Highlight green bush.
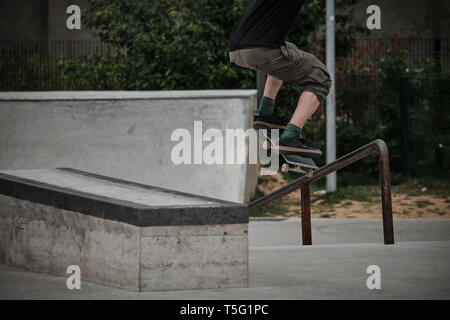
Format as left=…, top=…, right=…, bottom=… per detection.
left=81, top=0, right=256, bottom=90
left=333, top=35, right=450, bottom=179
left=78, top=0, right=360, bottom=92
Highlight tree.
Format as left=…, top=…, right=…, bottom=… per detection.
left=82, top=0, right=362, bottom=91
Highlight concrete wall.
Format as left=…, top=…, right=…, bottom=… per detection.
left=0, top=194, right=141, bottom=291
left=0, top=90, right=258, bottom=203
left=139, top=224, right=248, bottom=291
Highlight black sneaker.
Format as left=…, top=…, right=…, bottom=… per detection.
left=278, top=136, right=322, bottom=158
left=253, top=112, right=286, bottom=130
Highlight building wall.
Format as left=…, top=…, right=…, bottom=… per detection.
left=47, top=0, right=95, bottom=41
left=0, top=0, right=95, bottom=41
left=0, top=0, right=48, bottom=41
left=1, top=1, right=448, bottom=41
left=352, top=0, right=449, bottom=37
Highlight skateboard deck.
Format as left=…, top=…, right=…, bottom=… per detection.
left=261, top=131, right=318, bottom=177
left=281, top=154, right=318, bottom=176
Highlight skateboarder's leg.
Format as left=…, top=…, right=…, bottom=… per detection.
left=290, top=91, right=321, bottom=128
left=263, top=75, right=283, bottom=100
left=229, top=48, right=286, bottom=128
left=257, top=75, right=283, bottom=116
left=253, top=74, right=286, bottom=129
left=229, top=43, right=329, bottom=157
left=279, top=91, right=320, bottom=144
left=285, top=91, right=321, bottom=131
left=256, top=42, right=329, bottom=157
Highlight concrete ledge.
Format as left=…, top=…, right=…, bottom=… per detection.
left=0, top=90, right=257, bottom=101
left=0, top=168, right=248, bottom=226
left=0, top=168, right=249, bottom=291
left=0, top=90, right=258, bottom=203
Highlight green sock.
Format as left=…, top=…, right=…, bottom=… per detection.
left=280, top=123, right=301, bottom=141
left=258, top=96, right=275, bottom=115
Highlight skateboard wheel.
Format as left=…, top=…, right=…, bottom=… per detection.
left=281, top=163, right=289, bottom=173
left=262, top=140, right=269, bottom=150
left=306, top=169, right=313, bottom=178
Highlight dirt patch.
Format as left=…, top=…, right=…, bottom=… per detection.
left=258, top=173, right=300, bottom=202
left=311, top=194, right=450, bottom=219
left=256, top=173, right=450, bottom=219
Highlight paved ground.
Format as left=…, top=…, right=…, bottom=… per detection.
left=1, top=218, right=449, bottom=299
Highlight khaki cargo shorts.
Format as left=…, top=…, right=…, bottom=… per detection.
left=229, top=41, right=331, bottom=104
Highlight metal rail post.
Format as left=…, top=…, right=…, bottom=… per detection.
left=256, top=71, right=266, bottom=106
left=378, top=141, right=394, bottom=244
left=249, top=139, right=395, bottom=245
left=301, top=183, right=312, bottom=245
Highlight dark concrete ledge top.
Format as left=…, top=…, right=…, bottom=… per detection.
left=0, top=90, right=257, bottom=101
left=0, top=168, right=248, bottom=227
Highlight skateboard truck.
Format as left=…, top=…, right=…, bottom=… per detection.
left=281, top=163, right=314, bottom=177
left=261, top=131, right=318, bottom=177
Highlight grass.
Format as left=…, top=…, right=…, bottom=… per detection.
left=414, top=200, right=434, bottom=208
left=250, top=186, right=289, bottom=217
left=250, top=173, right=450, bottom=218
left=312, top=184, right=379, bottom=205
left=250, top=200, right=288, bottom=217
left=393, top=178, right=450, bottom=198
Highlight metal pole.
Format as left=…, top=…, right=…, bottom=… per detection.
left=256, top=71, right=266, bottom=107
left=377, top=141, right=394, bottom=245
left=301, top=183, right=312, bottom=245
left=326, top=0, right=337, bottom=192
left=400, top=76, right=409, bottom=180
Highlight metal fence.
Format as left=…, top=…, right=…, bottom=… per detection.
left=333, top=39, right=450, bottom=178
left=338, top=38, right=449, bottom=73
left=0, top=40, right=109, bottom=59
left=1, top=38, right=448, bottom=91
left=0, top=41, right=111, bottom=91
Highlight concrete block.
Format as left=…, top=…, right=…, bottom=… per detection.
left=0, top=168, right=248, bottom=291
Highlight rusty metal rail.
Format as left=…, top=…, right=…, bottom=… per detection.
left=249, top=139, right=394, bottom=245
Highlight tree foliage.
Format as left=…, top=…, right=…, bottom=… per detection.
left=79, top=0, right=361, bottom=90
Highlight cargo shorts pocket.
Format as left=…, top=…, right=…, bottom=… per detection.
left=308, top=64, right=331, bottom=86
left=280, top=42, right=313, bottom=78
left=246, top=48, right=282, bottom=69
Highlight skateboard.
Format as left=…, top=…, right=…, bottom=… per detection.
left=261, top=131, right=318, bottom=177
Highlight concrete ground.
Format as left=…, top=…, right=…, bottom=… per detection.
left=1, top=218, right=449, bottom=300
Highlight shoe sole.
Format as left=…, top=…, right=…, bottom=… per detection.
left=276, top=146, right=322, bottom=158
left=253, top=121, right=286, bottom=130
